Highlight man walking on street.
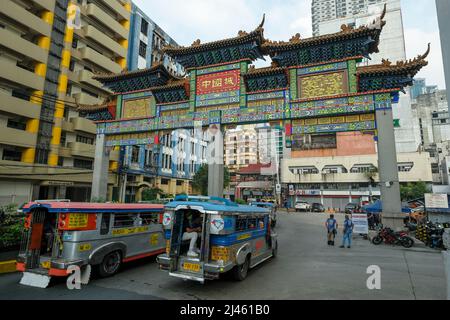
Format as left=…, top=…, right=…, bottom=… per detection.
left=340, top=215, right=354, bottom=249
left=325, top=214, right=338, bottom=246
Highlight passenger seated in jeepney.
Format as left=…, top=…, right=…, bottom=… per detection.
left=182, top=211, right=202, bottom=257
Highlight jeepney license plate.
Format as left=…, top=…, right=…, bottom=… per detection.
left=183, top=262, right=200, bottom=272
left=41, top=261, right=51, bottom=269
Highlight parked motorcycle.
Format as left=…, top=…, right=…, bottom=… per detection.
left=372, top=227, right=414, bottom=248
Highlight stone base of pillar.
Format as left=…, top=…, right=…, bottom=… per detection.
left=381, top=212, right=405, bottom=230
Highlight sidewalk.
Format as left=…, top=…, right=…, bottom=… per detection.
left=0, top=250, right=18, bottom=274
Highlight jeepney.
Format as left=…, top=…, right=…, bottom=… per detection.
left=250, top=202, right=277, bottom=227
left=16, top=201, right=165, bottom=287
left=157, top=195, right=278, bottom=283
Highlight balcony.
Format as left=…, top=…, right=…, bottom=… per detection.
left=77, top=69, right=111, bottom=93
left=71, top=117, right=96, bottom=134
left=0, top=60, right=45, bottom=91
left=98, top=0, right=131, bottom=21
left=72, top=92, right=101, bottom=105
left=82, top=25, right=127, bottom=58
left=85, top=3, right=128, bottom=39
left=0, top=94, right=41, bottom=119
left=1, top=0, right=52, bottom=37
left=61, top=120, right=74, bottom=132
left=30, top=0, right=56, bottom=12
left=0, top=127, right=37, bottom=148
left=0, top=28, right=48, bottom=64
left=78, top=47, right=122, bottom=74
left=67, top=142, right=95, bottom=158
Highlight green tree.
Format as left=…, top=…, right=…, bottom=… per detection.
left=142, top=187, right=165, bottom=201
left=192, top=164, right=230, bottom=196
left=400, top=181, right=429, bottom=201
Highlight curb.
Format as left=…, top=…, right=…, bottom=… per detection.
left=0, top=260, right=17, bottom=274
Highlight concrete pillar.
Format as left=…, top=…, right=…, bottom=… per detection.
left=443, top=251, right=450, bottom=300
left=207, top=124, right=224, bottom=198
left=91, top=134, right=110, bottom=201
left=375, top=100, right=403, bottom=230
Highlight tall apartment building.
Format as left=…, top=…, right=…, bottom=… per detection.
left=313, top=0, right=421, bottom=153
left=224, top=126, right=258, bottom=173
left=127, top=3, right=184, bottom=76
left=412, top=90, right=450, bottom=183
left=411, top=78, right=438, bottom=101
left=311, top=0, right=386, bottom=36
left=436, top=0, right=450, bottom=115
left=255, top=123, right=284, bottom=164
left=0, top=0, right=131, bottom=205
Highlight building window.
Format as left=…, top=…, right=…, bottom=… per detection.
left=139, top=41, right=147, bottom=58
left=131, top=146, right=140, bottom=163
left=7, top=118, right=26, bottom=131
left=72, top=36, right=78, bottom=49
left=141, top=19, right=149, bottom=35
left=73, top=158, right=93, bottom=169
left=161, top=178, right=169, bottom=185
left=398, top=162, right=414, bottom=172
left=2, top=148, right=22, bottom=161
left=76, top=135, right=94, bottom=145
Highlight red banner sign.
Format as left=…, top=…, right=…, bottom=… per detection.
left=196, top=70, right=240, bottom=95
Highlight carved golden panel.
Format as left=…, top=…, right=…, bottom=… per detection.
left=122, top=98, right=151, bottom=119
left=299, top=71, right=347, bottom=99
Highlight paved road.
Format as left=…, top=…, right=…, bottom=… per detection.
left=0, top=212, right=446, bottom=300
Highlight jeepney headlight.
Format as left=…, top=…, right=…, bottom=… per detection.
left=59, top=221, right=66, bottom=228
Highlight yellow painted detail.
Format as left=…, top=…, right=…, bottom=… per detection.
left=116, top=57, right=127, bottom=69
left=21, top=148, right=36, bottom=163
left=211, top=246, right=230, bottom=262
left=50, top=127, right=62, bottom=145
left=34, top=63, right=47, bottom=77
left=41, top=261, right=51, bottom=269
left=41, top=11, right=54, bottom=25
left=58, top=74, right=68, bottom=93
left=182, top=262, right=200, bottom=272
left=109, top=161, right=118, bottom=171
left=119, top=39, right=128, bottom=48
left=121, top=19, right=130, bottom=30
left=26, top=118, right=39, bottom=133
left=346, top=115, right=360, bottom=122
left=47, top=153, right=58, bottom=166
left=150, top=233, right=159, bottom=245
left=31, top=91, right=43, bottom=105
left=69, top=213, right=89, bottom=228
left=236, top=233, right=251, bottom=241
left=64, top=27, right=74, bottom=44
left=61, top=50, right=71, bottom=68
left=0, top=260, right=17, bottom=274
left=112, top=226, right=149, bottom=236
left=123, top=2, right=132, bottom=12
left=38, top=36, right=51, bottom=50
left=79, top=243, right=92, bottom=252
left=54, top=102, right=65, bottom=118
left=165, top=240, right=170, bottom=254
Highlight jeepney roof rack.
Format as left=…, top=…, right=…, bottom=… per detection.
left=174, top=195, right=239, bottom=207
left=34, top=199, right=71, bottom=202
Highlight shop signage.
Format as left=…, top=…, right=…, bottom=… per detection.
left=352, top=213, right=369, bottom=234
left=425, top=193, right=449, bottom=209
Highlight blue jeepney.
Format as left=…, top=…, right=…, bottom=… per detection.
left=157, top=196, right=278, bottom=283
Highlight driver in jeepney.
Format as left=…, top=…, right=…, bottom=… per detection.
left=182, top=211, right=202, bottom=257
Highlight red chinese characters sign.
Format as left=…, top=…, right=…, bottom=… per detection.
left=196, top=70, right=240, bottom=95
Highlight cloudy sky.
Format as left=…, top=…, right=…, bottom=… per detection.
left=134, top=0, right=446, bottom=89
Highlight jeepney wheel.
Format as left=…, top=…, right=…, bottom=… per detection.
left=98, top=251, right=122, bottom=277
left=233, top=255, right=250, bottom=281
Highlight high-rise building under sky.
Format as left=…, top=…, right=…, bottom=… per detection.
left=311, top=0, right=386, bottom=36
left=313, top=0, right=421, bottom=153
